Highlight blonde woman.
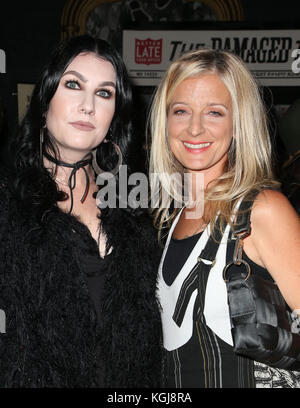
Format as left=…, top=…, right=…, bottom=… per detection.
left=148, top=48, right=300, bottom=388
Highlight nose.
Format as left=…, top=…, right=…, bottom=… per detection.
left=78, top=94, right=95, bottom=115
left=189, top=114, right=204, bottom=137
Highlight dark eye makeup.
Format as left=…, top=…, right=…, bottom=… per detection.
left=64, top=78, right=114, bottom=99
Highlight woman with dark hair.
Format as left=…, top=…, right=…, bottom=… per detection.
left=0, top=35, right=162, bottom=387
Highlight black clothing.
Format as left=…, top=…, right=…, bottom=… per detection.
left=162, top=231, right=273, bottom=388
left=163, top=233, right=202, bottom=286
left=73, top=229, right=109, bottom=387
left=0, top=167, right=162, bottom=388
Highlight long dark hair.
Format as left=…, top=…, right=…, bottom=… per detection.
left=10, top=35, right=133, bottom=220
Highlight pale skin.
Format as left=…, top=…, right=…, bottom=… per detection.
left=169, top=74, right=233, bottom=237
left=44, top=52, right=117, bottom=256
left=168, top=73, right=300, bottom=313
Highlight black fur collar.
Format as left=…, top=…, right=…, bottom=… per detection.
left=0, top=169, right=162, bottom=387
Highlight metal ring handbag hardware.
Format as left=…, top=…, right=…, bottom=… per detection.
left=197, top=257, right=216, bottom=268
left=222, top=259, right=251, bottom=283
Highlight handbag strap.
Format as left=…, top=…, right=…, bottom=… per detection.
left=232, top=193, right=257, bottom=237
left=230, top=191, right=260, bottom=265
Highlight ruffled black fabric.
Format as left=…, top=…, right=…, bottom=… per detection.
left=0, top=167, right=162, bottom=388
left=100, top=208, right=163, bottom=387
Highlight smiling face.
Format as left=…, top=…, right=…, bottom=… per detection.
left=167, top=73, right=233, bottom=183
left=46, top=52, right=116, bottom=162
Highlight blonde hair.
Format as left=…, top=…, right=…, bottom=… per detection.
left=148, top=48, right=279, bottom=238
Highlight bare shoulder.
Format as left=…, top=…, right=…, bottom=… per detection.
left=243, top=189, right=299, bottom=268
left=245, top=190, right=300, bottom=311
left=251, top=189, right=299, bottom=226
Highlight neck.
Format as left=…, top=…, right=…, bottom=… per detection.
left=187, top=157, right=228, bottom=200
left=43, top=152, right=94, bottom=186
left=55, top=165, right=94, bottom=187
left=43, top=150, right=94, bottom=214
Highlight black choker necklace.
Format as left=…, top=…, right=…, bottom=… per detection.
left=44, top=151, right=92, bottom=214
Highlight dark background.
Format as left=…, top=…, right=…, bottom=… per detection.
left=1, top=0, right=300, bottom=171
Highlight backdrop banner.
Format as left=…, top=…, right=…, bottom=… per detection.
left=122, top=29, right=300, bottom=86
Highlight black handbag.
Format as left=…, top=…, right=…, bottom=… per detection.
left=223, top=194, right=300, bottom=370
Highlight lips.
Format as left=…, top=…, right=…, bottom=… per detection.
left=183, top=141, right=212, bottom=153
left=70, top=121, right=95, bottom=131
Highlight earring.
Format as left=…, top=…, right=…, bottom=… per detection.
left=92, top=141, right=123, bottom=176
left=40, top=127, right=45, bottom=164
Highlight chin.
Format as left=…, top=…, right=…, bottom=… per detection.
left=182, top=162, right=206, bottom=172
left=185, top=168, right=205, bottom=173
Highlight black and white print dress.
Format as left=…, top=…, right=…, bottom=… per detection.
left=158, top=209, right=300, bottom=388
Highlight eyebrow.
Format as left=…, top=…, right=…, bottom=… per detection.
left=171, top=101, right=229, bottom=110
left=207, top=103, right=229, bottom=110
left=62, top=70, right=116, bottom=88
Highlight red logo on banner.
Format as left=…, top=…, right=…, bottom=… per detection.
left=135, top=38, right=162, bottom=65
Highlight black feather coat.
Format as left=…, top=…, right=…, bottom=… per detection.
left=0, top=170, right=163, bottom=387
